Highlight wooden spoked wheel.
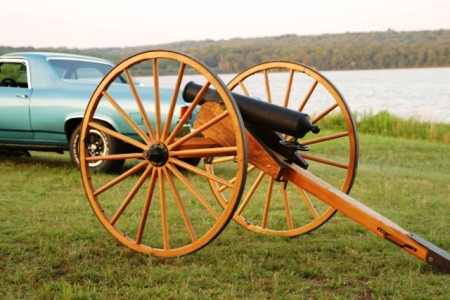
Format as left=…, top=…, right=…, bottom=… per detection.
left=79, top=50, right=247, bottom=257
left=205, top=61, right=358, bottom=236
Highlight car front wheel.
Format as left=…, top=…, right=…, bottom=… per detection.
left=69, top=122, right=125, bottom=173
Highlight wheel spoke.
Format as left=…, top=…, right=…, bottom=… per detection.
left=110, top=164, right=154, bottom=226
left=297, top=186, right=320, bottom=219
left=168, top=110, right=230, bottom=150
left=236, top=170, right=265, bottom=215
left=93, top=160, right=149, bottom=197
left=261, top=177, right=274, bottom=228
left=123, top=69, right=156, bottom=141
left=238, top=82, right=250, bottom=96
left=298, top=80, right=318, bottom=112
left=211, top=155, right=236, bottom=164
left=311, top=103, right=339, bottom=124
left=264, top=69, right=272, bottom=103
left=166, top=81, right=212, bottom=144
left=152, top=59, right=163, bottom=140
left=85, top=152, right=143, bottom=162
left=88, top=119, right=147, bottom=150
left=281, top=181, right=294, bottom=230
left=136, top=167, right=158, bottom=244
left=283, top=69, right=294, bottom=108
left=155, top=168, right=169, bottom=250
left=170, top=157, right=234, bottom=189
left=166, top=163, right=220, bottom=220
left=152, top=168, right=169, bottom=250
left=161, top=63, right=186, bottom=140
left=302, top=131, right=349, bottom=146
left=162, top=167, right=197, bottom=242
left=301, top=153, right=349, bottom=169
left=217, top=164, right=256, bottom=194
left=101, top=91, right=151, bottom=144
left=170, top=146, right=238, bottom=158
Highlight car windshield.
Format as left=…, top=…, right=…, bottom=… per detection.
left=49, top=59, right=127, bottom=84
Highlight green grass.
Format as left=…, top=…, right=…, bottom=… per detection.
left=320, top=110, right=450, bottom=143
left=1, top=124, right=450, bottom=299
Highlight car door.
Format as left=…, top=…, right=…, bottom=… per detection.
left=0, top=60, right=33, bottom=140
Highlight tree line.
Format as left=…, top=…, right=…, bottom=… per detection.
left=2, top=29, right=449, bottom=75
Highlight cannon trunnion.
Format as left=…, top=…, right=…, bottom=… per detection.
left=78, top=50, right=450, bottom=272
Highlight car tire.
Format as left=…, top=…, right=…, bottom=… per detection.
left=69, top=122, right=125, bottom=173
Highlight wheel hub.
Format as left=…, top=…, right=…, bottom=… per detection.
left=144, top=142, right=168, bottom=167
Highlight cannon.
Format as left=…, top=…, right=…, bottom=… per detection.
left=78, top=50, right=450, bottom=271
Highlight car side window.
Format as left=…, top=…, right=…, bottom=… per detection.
left=0, top=62, right=28, bottom=88
left=75, top=67, right=105, bottom=81
left=49, top=59, right=115, bottom=83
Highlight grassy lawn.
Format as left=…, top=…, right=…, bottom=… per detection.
left=1, top=132, right=449, bottom=299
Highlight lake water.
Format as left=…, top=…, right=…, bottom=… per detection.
left=138, top=67, right=450, bottom=124
left=320, top=67, right=450, bottom=124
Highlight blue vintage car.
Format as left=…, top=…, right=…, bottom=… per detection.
left=0, top=52, right=193, bottom=172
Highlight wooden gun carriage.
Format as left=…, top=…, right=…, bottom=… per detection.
left=79, top=50, right=450, bottom=271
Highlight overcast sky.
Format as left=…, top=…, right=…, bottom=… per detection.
left=3, top=0, right=450, bottom=49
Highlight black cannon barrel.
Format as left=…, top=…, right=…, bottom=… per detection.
left=182, top=81, right=319, bottom=138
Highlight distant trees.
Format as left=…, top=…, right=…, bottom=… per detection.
left=2, top=30, right=449, bottom=74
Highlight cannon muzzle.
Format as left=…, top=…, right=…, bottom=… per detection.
left=182, top=81, right=320, bottom=138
